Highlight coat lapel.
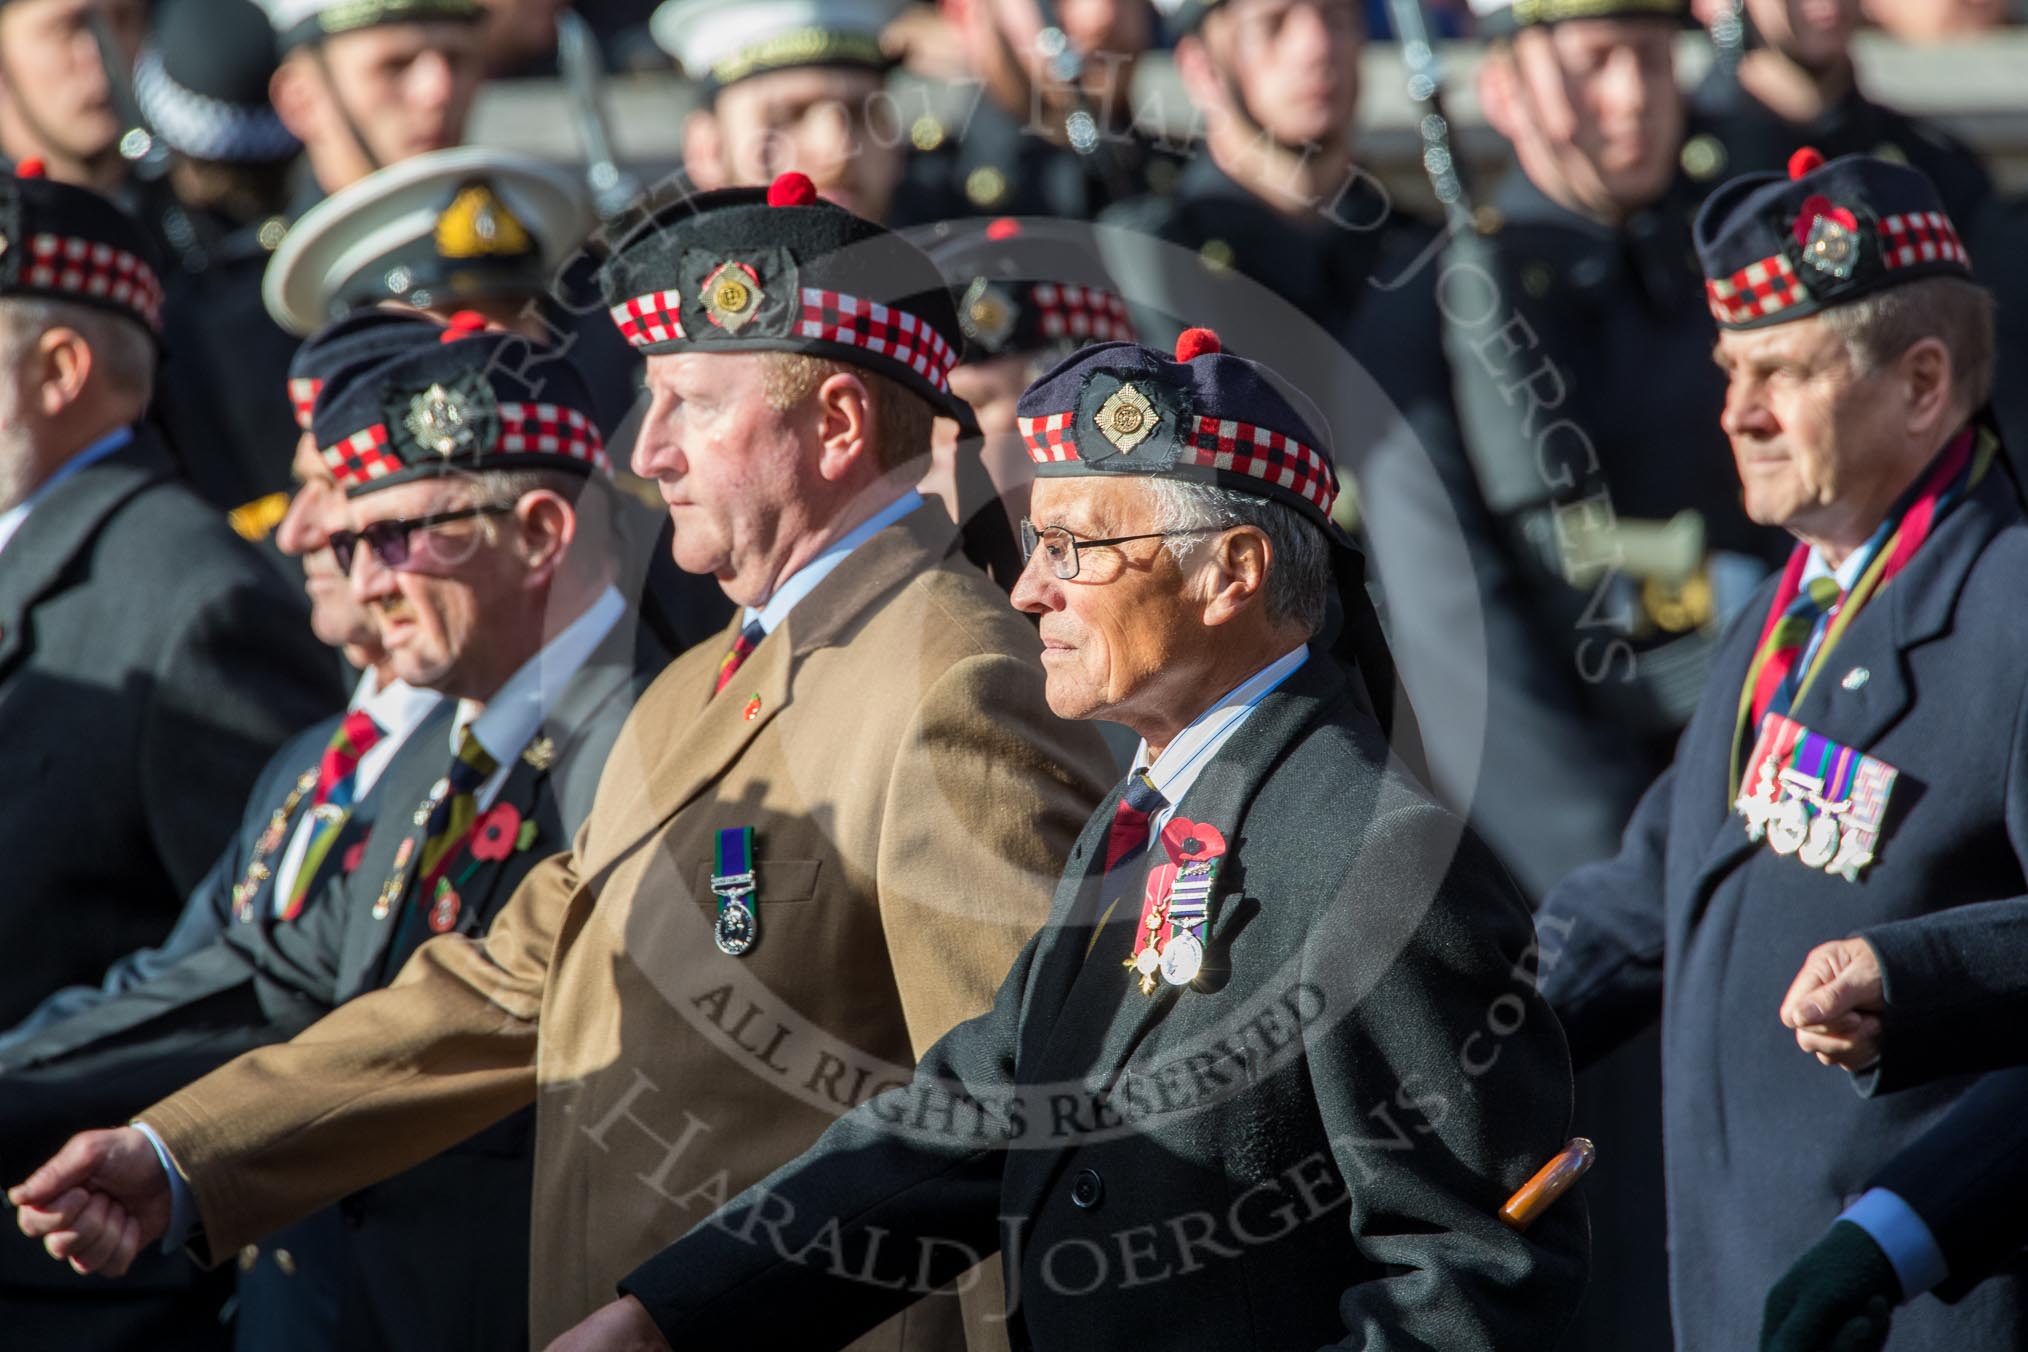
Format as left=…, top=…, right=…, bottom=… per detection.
left=1004, top=656, right=1353, bottom=1227
left=0, top=434, right=165, bottom=682
left=588, top=503, right=964, bottom=876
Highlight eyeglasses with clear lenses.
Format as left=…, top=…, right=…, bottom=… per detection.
left=1018, top=520, right=1220, bottom=581
left=330, top=503, right=516, bottom=574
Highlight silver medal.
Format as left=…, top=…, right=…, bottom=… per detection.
left=1159, top=931, right=1204, bottom=987
left=714, top=898, right=757, bottom=956
left=1768, top=798, right=1810, bottom=856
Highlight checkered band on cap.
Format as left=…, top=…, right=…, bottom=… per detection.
left=1018, top=408, right=1337, bottom=516
left=609, top=285, right=958, bottom=394
left=1017, top=410, right=1077, bottom=462
left=608, top=290, right=686, bottom=347
left=320, top=409, right=612, bottom=487
left=24, top=233, right=164, bottom=331
left=1705, top=253, right=1806, bottom=325
left=496, top=401, right=611, bottom=474
left=1032, top=284, right=1135, bottom=344
left=320, top=424, right=404, bottom=488
left=1879, top=211, right=1970, bottom=271
left=289, top=376, right=321, bottom=430
left=796, top=288, right=957, bottom=393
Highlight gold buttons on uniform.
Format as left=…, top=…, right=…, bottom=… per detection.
left=1680, top=133, right=1728, bottom=182
left=910, top=116, right=945, bottom=152
left=1521, top=262, right=1554, bottom=298
left=239, top=1245, right=259, bottom=1271
left=1198, top=238, right=1233, bottom=273
left=965, top=166, right=1008, bottom=208
left=257, top=215, right=288, bottom=251
left=274, top=1248, right=297, bottom=1277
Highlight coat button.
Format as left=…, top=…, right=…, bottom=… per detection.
left=274, top=1248, right=297, bottom=1277
left=1070, top=1168, right=1104, bottom=1210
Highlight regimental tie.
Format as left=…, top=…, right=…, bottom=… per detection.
left=231, top=709, right=385, bottom=923
left=713, top=617, right=767, bottom=696
left=1103, top=770, right=1168, bottom=875
left=279, top=709, right=385, bottom=920
left=374, top=725, right=499, bottom=931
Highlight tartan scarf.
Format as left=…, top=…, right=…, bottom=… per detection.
left=1730, top=424, right=1993, bottom=796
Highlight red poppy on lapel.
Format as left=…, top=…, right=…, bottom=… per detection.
left=1160, top=819, right=1226, bottom=864
left=429, top=883, right=462, bottom=933
left=470, top=803, right=522, bottom=861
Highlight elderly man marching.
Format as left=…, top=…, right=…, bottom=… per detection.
left=553, top=328, right=1590, bottom=1351
left=1536, top=149, right=2028, bottom=1350
left=8, top=172, right=1114, bottom=1352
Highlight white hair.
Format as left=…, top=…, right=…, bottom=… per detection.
left=1145, top=478, right=1331, bottom=634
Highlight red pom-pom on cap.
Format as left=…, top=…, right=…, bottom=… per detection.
left=767, top=172, right=818, bottom=208
left=1788, top=146, right=1826, bottom=181
left=440, top=310, right=489, bottom=343
left=14, top=157, right=45, bottom=179
left=1174, top=327, right=1221, bottom=361
left=985, top=217, right=1021, bottom=241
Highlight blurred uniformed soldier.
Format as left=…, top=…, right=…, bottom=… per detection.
left=918, top=212, right=1140, bottom=587
left=653, top=0, right=914, bottom=223
left=1690, top=0, right=1994, bottom=230
left=0, top=0, right=146, bottom=195
left=137, top=0, right=312, bottom=521
left=1539, top=147, right=2026, bottom=1352
left=1347, top=3, right=1778, bottom=1345
left=260, top=0, right=487, bottom=206
left=891, top=0, right=1180, bottom=225
left=1099, top=0, right=1432, bottom=346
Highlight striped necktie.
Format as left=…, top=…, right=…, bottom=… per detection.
left=714, top=617, right=767, bottom=695
left=1104, top=770, right=1168, bottom=875
left=415, top=725, right=500, bottom=896
left=279, top=709, right=385, bottom=919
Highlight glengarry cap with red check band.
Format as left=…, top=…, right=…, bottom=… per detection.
left=310, top=314, right=612, bottom=496
left=0, top=160, right=164, bottom=339
left=920, top=215, right=1137, bottom=363
left=1016, top=326, right=1340, bottom=528
left=601, top=170, right=979, bottom=434
left=1694, top=146, right=1974, bottom=331
left=287, top=309, right=443, bottom=430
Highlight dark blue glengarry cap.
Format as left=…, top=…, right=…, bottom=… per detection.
left=919, top=216, right=1136, bottom=363
left=287, top=309, right=443, bottom=429
left=603, top=171, right=976, bottom=431
left=312, top=315, right=613, bottom=495
left=0, top=162, right=164, bottom=337
left=1016, top=328, right=1340, bottom=527
left=136, top=0, right=299, bottom=164
left=1695, top=147, right=1974, bottom=331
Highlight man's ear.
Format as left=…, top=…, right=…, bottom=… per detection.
left=269, top=55, right=322, bottom=145
left=1172, top=35, right=1223, bottom=121
left=1897, top=336, right=1956, bottom=440
left=813, top=372, right=877, bottom=481
left=1201, top=525, right=1271, bottom=627
left=682, top=109, right=728, bottom=191
left=514, top=490, right=577, bottom=586
left=38, top=327, right=93, bottom=418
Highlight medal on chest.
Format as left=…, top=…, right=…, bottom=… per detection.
left=711, top=825, right=761, bottom=957
left=233, top=767, right=318, bottom=923
left=1125, top=818, right=1226, bottom=995
left=1735, top=713, right=1899, bottom=882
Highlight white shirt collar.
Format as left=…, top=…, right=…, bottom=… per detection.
left=1800, top=545, right=1870, bottom=594
left=0, top=425, right=133, bottom=560
left=1133, top=644, right=1309, bottom=828
left=358, top=671, right=443, bottom=743
left=744, top=491, right=923, bottom=635
left=451, top=585, right=626, bottom=769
